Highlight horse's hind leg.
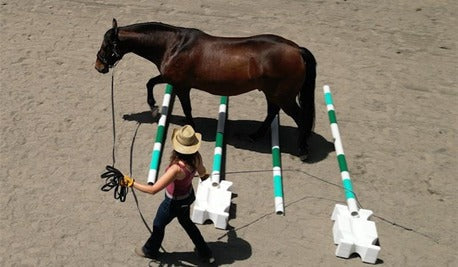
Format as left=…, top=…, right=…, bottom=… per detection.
left=146, top=75, right=164, bottom=118
left=249, top=100, right=280, bottom=141
left=175, top=87, right=195, bottom=128
left=280, top=100, right=309, bottom=161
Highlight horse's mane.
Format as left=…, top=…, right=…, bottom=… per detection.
left=122, top=22, right=182, bottom=33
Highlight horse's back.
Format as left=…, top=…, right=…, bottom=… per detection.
left=196, top=34, right=305, bottom=76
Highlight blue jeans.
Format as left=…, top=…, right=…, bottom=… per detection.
left=143, top=191, right=212, bottom=258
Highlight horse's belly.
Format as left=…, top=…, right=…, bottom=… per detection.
left=193, top=81, right=259, bottom=96
left=190, top=62, right=262, bottom=95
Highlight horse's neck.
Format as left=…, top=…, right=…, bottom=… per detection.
left=119, top=29, right=177, bottom=67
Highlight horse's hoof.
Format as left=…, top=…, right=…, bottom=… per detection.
left=151, top=105, right=160, bottom=119
left=299, top=148, right=309, bottom=162
left=299, top=154, right=308, bottom=162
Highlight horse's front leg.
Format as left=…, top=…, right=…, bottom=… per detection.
left=249, top=100, right=280, bottom=141
left=175, top=87, right=195, bottom=128
left=146, top=75, right=164, bottom=119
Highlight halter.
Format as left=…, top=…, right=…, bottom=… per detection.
left=97, top=41, right=121, bottom=68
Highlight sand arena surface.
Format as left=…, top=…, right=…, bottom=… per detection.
left=1, top=0, right=457, bottom=266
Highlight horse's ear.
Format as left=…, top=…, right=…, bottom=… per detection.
left=112, top=18, right=118, bottom=36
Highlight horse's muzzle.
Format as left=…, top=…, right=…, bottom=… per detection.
left=95, top=59, right=109, bottom=73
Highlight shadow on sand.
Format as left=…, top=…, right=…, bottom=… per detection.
left=122, top=111, right=334, bottom=163
left=146, top=229, right=251, bottom=266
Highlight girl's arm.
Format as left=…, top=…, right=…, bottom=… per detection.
left=132, top=164, right=181, bottom=194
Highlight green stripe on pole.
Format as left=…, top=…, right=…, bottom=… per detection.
left=337, top=154, right=348, bottom=172
left=343, top=179, right=355, bottom=199
left=155, top=126, right=165, bottom=142
left=220, top=96, right=228, bottom=105
left=165, top=84, right=173, bottom=94
left=272, top=147, right=281, bottom=167
left=213, top=154, right=222, bottom=172
left=150, top=150, right=161, bottom=169
left=328, top=110, right=337, bottom=124
left=324, top=92, right=333, bottom=105
left=215, top=132, right=224, bottom=148
left=273, top=175, right=283, bottom=197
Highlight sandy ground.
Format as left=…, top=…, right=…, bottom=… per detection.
left=1, top=0, right=457, bottom=266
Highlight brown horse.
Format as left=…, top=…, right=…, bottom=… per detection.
left=95, top=19, right=316, bottom=161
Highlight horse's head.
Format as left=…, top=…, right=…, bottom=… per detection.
left=95, top=19, right=123, bottom=73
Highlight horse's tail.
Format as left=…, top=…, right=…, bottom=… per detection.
left=299, top=46, right=317, bottom=137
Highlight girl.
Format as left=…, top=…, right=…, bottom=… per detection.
left=121, top=125, right=214, bottom=263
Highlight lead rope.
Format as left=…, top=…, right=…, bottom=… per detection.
left=101, top=70, right=167, bottom=252
left=129, top=123, right=152, bottom=233
left=129, top=123, right=167, bottom=253
left=101, top=71, right=128, bottom=202
left=111, top=71, right=116, bottom=166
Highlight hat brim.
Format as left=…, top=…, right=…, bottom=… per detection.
left=171, top=128, right=202, bottom=154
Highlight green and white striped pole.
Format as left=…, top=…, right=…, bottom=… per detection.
left=211, top=96, right=228, bottom=187
left=271, top=114, right=284, bottom=215
left=147, top=84, right=173, bottom=184
left=323, top=85, right=359, bottom=216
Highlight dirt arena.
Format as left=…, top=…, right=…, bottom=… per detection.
left=1, top=0, right=456, bottom=266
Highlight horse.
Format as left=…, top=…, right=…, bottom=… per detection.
left=95, top=19, right=316, bottom=161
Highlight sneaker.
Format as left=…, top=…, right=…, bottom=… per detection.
left=134, top=246, right=161, bottom=260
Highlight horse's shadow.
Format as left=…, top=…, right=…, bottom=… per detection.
left=122, top=111, right=334, bottom=163
left=147, top=229, right=251, bottom=266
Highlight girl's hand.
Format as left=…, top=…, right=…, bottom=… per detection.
left=200, top=173, right=210, bottom=181
left=120, top=175, right=135, bottom=187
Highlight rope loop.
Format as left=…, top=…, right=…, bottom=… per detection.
left=100, top=165, right=128, bottom=202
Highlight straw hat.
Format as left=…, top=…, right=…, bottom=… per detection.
left=171, top=125, right=202, bottom=154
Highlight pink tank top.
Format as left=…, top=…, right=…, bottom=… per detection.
left=165, top=163, right=195, bottom=197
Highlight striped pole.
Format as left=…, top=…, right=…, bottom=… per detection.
left=271, top=114, right=284, bottom=215
left=211, top=96, right=228, bottom=186
left=323, top=85, right=359, bottom=216
left=147, top=84, right=173, bottom=184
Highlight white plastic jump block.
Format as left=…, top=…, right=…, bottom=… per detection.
left=331, top=204, right=381, bottom=264
left=191, top=178, right=233, bottom=229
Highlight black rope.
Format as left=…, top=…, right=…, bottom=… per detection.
left=100, top=71, right=129, bottom=202
left=129, top=122, right=153, bottom=234
left=99, top=72, right=167, bottom=252
left=100, top=165, right=127, bottom=202
left=111, top=71, right=116, bottom=166
left=128, top=123, right=167, bottom=252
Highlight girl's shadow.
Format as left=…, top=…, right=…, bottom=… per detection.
left=149, top=228, right=251, bottom=266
